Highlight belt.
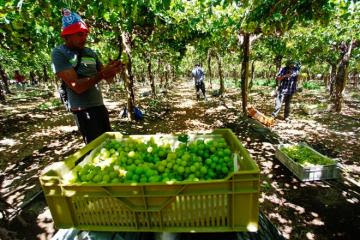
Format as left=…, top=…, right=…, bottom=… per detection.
left=71, top=107, right=87, bottom=113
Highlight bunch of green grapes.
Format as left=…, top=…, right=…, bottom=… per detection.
left=77, top=164, right=124, bottom=184
left=74, top=136, right=235, bottom=184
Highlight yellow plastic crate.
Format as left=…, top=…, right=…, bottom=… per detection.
left=40, top=129, right=260, bottom=232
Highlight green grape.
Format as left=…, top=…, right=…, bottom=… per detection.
left=131, top=174, right=140, bottom=182
left=180, top=160, right=187, bottom=167
left=224, top=148, right=231, bottom=156
left=103, top=174, right=110, bottom=183
left=111, top=178, right=120, bottom=184
left=109, top=171, right=118, bottom=179
left=221, top=166, right=228, bottom=174
left=200, top=166, right=207, bottom=175
left=93, top=174, right=102, bottom=183
left=205, top=158, right=212, bottom=166
left=140, top=176, right=148, bottom=183
left=135, top=167, right=144, bottom=175
left=177, top=166, right=185, bottom=174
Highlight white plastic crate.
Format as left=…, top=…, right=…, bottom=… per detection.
left=275, top=143, right=339, bottom=181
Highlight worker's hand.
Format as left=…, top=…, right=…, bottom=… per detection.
left=99, top=61, right=124, bottom=80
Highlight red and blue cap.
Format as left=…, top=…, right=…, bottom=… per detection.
left=61, top=9, right=89, bottom=37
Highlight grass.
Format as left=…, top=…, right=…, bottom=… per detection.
left=253, top=78, right=276, bottom=87
left=37, top=99, right=62, bottom=110
left=210, top=78, right=277, bottom=89
left=302, top=81, right=322, bottom=90
left=350, top=92, right=360, bottom=100
left=12, top=89, right=52, bottom=99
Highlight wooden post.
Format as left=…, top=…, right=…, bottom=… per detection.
left=241, top=33, right=250, bottom=114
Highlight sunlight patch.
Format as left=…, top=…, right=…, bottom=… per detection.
left=306, top=232, right=315, bottom=240
left=37, top=208, right=55, bottom=240
left=185, top=119, right=209, bottom=128
left=29, top=113, right=47, bottom=119
left=176, top=99, right=197, bottom=108
left=346, top=197, right=359, bottom=204
left=0, top=138, right=19, bottom=146
left=283, top=202, right=305, bottom=214
left=104, top=100, right=121, bottom=109
left=55, top=125, right=77, bottom=132
left=205, top=108, right=219, bottom=114
left=215, top=105, right=227, bottom=111
left=310, top=218, right=324, bottom=226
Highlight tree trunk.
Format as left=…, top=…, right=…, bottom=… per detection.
left=157, top=59, right=163, bottom=88
left=122, top=31, right=136, bottom=120
left=268, top=65, right=274, bottom=81
left=274, top=55, right=282, bottom=72
left=323, top=71, right=329, bottom=88
left=331, top=40, right=354, bottom=112
left=235, top=65, right=242, bottom=87
left=241, top=33, right=250, bottom=114
left=249, top=60, right=255, bottom=91
left=214, top=52, right=224, bottom=96
left=164, top=63, right=170, bottom=88
left=232, top=66, right=237, bottom=85
left=43, top=65, right=48, bottom=83
left=0, top=65, right=11, bottom=94
left=145, top=55, right=156, bottom=97
left=349, top=71, right=357, bottom=88
left=0, top=80, right=5, bottom=101
left=354, top=71, right=359, bottom=89
left=207, top=49, right=212, bottom=89
left=30, top=71, right=36, bottom=85
left=306, top=69, right=311, bottom=81
left=171, top=65, right=176, bottom=82
left=329, top=63, right=337, bottom=95
left=274, top=55, right=282, bottom=88
left=141, top=68, right=146, bottom=84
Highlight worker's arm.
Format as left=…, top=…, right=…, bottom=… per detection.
left=276, top=74, right=290, bottom=81
left=275, top=67, right=292, bottom=81
left=57, top=69, right=102, bottom=94
left=56, top=61, right=122, bottom=94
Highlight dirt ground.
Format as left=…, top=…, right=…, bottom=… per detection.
left=0, top=80, right=359, bottom=240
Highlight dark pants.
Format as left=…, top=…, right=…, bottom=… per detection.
left=73, top=105, right=111, bottom=144
left=195, top=81, right=206, bottom=99
left=272, top=93, right=293, bottom=119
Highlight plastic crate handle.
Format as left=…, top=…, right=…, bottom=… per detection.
left=100, top=185, right=188, bottom=212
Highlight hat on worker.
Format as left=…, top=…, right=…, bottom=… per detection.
left=61, top=9, right=89, bottom=37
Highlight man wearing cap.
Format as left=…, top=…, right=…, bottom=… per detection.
left=191, top=63, right=207, bottom=101
left=271, top=61, right=301, bottom=122
left=51, top=9, right=123, bottom=144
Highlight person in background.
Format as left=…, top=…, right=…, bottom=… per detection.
left=51, top=9, right=123, bottom=144
left=191, top=63, right=207, bottom=101
left=14, top=70, right=25, bottom=90
left=271, top=61, right=300, bottom=122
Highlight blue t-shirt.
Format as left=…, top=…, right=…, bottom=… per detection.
left=192, top=67, right=205, bottom=85
left=277, top=66, right=300, bottom=95
left=51, top=45, right=104, bottom=110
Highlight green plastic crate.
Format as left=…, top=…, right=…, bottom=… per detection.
left=40, top=129, right=260, bottom=233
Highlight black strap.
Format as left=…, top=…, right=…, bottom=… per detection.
left=74, top=50, right=83, bottom=73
